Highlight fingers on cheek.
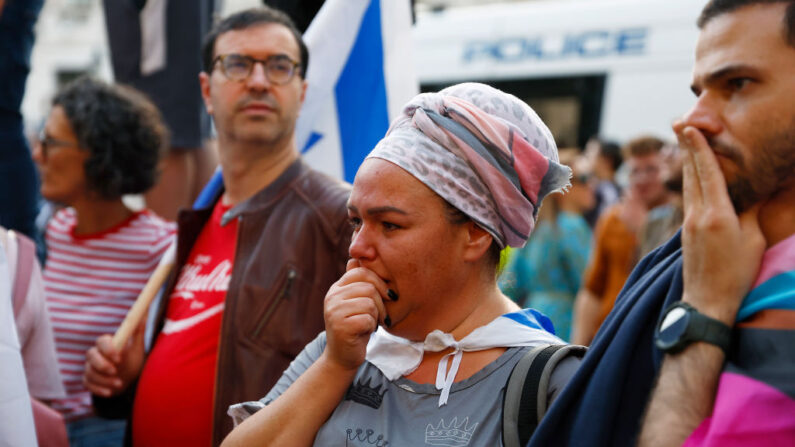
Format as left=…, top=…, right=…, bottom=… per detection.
left=326, top=295, right=378, bottom=328
left=345, top=313, right=378, bottom=335
left=325, top=282, right=359, bottom=308
left=360, top=282, right=380, bottom=300
left=341, top=296, right=379, bottom=319
left=363, top=298, right=379, bottom=321
left=338, top=268, right=385, bottom=292
left=337, top=282, right=380, bottom=302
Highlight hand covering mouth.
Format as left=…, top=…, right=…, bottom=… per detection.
left=706, top=139, right=742, bottom=164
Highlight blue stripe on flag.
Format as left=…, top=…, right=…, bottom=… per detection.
left=193, top=169, right=224, bottom=208
left=335, top=0, right=389, bottom=183
left=503, top=309, right=557, bottom=335
left=737, top=270, right=795, bottom=321
left=301, top=131, right=324, bottom=154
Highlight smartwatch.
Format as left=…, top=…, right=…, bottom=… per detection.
left=655, top=301, right=732, bottom=355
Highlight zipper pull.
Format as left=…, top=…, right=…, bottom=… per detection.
left=252, top=268, right=298, bottom=337
left=282, top=269, right=296, bottom=300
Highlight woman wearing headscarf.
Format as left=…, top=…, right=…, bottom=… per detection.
left=222, top=83, right=577, bottom=446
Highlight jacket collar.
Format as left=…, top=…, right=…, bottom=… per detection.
left=220, top=158, right=308, bottom=226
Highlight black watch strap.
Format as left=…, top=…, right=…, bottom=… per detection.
left=688, top=310, right=732, bottom=355
left=656, top=301, right=733, bottom=356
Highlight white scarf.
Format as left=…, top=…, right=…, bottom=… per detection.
left=365, top=310, right=563, bottom=406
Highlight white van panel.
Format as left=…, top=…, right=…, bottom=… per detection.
left=413, top=0, right=709, bottom=142
left=602, top=71, right=696, bottom=141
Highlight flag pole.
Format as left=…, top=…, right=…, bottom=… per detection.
left=111, top=168, right=224, bottom=351
left=111, top=244, right=175, bottom=351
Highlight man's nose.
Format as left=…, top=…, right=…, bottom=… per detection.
left=246, top=62, right=271, bottom=90
left=31, top=141, right=44, bottom=164
left=680, top=94, right=723, bottom=138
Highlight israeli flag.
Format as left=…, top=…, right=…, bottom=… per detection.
left=297, top=0, right=418, bottom=182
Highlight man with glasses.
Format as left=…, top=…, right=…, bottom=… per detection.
left=83, top=7, right=351, bottom=446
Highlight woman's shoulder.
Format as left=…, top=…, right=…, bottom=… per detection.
left=134, top=209, right=177, bottom=233
left=48, top=207, right=76, bottom=229
left=123, top=209, right=177, bottom=246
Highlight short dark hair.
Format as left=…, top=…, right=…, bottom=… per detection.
left=52, top=77, right=168, bottom=200
left=698, top=0, right=795, bottom=47
left=201, top=6, right=309, bottom=77
left=623, top=135, right=665, bottom=159
left=596, top=140, right=622, bottom=172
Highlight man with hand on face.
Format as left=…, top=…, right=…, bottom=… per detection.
left=82, top=7, right=351, bottom=446
left=532, top=1, right=795, bottom=445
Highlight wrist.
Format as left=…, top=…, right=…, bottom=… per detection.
left=318, top=351, right=362, bottom=378
left=655, top=301, right=733, bottom=356
left=681, top=291, right=740, bottom=326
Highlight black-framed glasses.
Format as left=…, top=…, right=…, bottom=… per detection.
left=37, top=128, right=80, bottom=160
left=213, top=53, right=301, bottom=84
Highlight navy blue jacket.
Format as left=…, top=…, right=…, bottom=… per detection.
left=530, top=231, right=684, bottom=446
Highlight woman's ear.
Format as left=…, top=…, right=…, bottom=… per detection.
left=462, top=221, right=493, bottom=262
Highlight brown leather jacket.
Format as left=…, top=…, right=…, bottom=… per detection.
left=95, top=159, right=352, bottom=446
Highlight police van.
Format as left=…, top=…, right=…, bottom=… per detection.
left=412, top=0, right=709, bottom=147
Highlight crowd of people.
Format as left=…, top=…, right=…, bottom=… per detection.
left=1, top=0, right=793, bottom=446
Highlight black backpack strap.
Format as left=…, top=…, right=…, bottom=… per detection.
left=503, top=344, right=587, bottom=447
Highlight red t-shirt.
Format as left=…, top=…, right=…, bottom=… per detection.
left=133, top=200, right=237, bottom=446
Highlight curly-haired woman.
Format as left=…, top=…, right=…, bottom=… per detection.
left=32, top=77, right=176, bottom=445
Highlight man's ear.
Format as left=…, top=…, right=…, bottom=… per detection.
left=462, top=221, right=494, bottom=262
left=199, top=72, right=213, bottom=115
left=299, top=79, right=308, bottom=106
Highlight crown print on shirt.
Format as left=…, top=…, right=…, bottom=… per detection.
left=345, top=377, right=388, bottom=409
left=425, top=417, right=479, bottom=446
left=345, top=428, right=389, bottom=447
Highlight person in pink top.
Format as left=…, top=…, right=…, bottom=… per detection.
left=32, top=77, right=176, bottom=446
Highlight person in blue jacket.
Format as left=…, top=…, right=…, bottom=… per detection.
left=531, top=1, right=795, bottom=445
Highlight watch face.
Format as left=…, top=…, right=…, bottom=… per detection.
left=657, top=306, right=691, bottom=350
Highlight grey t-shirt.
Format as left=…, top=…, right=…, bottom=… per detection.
left=231, top=332, right=580, bottom=447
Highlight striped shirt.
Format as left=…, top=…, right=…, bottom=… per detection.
left=43, top=208, right=175, bottom=421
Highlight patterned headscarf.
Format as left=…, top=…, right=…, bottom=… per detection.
left=366, top=82, right=570, bottom=248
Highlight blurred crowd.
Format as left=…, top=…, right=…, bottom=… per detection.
left=499, top=134, right=684, bottom=343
